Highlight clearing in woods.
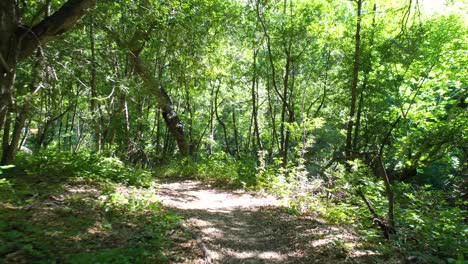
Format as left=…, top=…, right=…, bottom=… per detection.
left=158, top=180, right=395, bottom=264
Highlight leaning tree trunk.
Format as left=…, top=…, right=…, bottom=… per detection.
left=129, top=53, right=190, bottom=156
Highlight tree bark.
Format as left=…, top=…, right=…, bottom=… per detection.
left=1, top=114, right=12, bottom=164
left=18, top=0, right=97, bottom=60
left=251, top=49, right=262, bottom=153
left=0, top=0, right=18, bottom=120
left=129, top=53, right=190, bottom=156
left=345, top=0, right=362, bottom=160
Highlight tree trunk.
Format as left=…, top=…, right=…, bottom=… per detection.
left=0, top=0, right=18, bottom=123
left=89, top=14, right=102, bottom=152
left=232, top=108, right=240, bottom=157
left=353, top=84, right=365, bottom=152
left=1, top=53, right=42, bottom=165
left=214, top=84, right=231, bottom=155
left=129, top=53, right=190, bottom=156
left=280, top=55, right=291, bottom=166
left=155, top=109, right=161, bottom=153
left=345, top=0, right=362, bottom=160
left=208, top=81, right=215, bottom=154
left=266, top=80, right=279, bottom=157
left=1, top=113, right=12, bottom=164
left=353, top=4, right=376, bottom=153
left=2, top=108, right=28, bottom=164
left=251, top=49, right=262, bottom=153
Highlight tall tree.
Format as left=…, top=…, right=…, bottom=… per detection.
left=345, top=0, right=363, bottom=161
left=0, top=0, right=96, bottom=164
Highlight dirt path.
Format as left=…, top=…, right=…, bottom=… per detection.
left=158, top=180, right=384, bottom=264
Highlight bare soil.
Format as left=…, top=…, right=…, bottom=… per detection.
left=158, top=180, right=394, bottom=264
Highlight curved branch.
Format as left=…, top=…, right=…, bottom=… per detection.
left=18, top=0, right=96, bottom=60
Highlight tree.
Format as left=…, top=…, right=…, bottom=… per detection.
left=0, top=0, right=96, bottom=164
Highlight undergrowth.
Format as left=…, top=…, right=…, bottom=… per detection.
left=14, top=150, right=154, bottom=187
left=255, top=156, right=467, bottom=264
left=0, top=151, right=181, bottom=263
left=155, top=152, right=256, bottom=188
left=2, top=150, right=465, bottom=263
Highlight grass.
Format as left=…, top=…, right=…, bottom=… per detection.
left=0, top=165, right=182, bottom=263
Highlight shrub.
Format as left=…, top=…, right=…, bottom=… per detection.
left=393, top=183, right=467, bottom=260
left=154, top=152, right=256, bottom=187
left=14, top=150, right=153, bottom=187
left=324, top=161, right=467, bottom=262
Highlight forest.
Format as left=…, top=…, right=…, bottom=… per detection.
left=0, top=0, right=466, bottom=263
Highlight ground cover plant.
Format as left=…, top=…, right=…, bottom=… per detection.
left=0, top=153, right=183, bottom=263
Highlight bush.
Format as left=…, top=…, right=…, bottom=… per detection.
left=256, top=152, right=325, bottom=213
left=393, top=183, right=467, bottom=260
left=154, top=152, right=256, bottom=187
left=14, top=150, right=153, bottom=187
left=323, top=161, right=468, bottom=262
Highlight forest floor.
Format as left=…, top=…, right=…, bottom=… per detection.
left=158, top=180, right=399, bottom=264
left=0, top=172, right=400, bottom=263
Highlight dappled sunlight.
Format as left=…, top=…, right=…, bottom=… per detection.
left=158, top=180, right=385, bottom=263
left=0, top=175, right=181, bottom=263
left=157, top=180, right=279, bottom=212
left=223, top=249, right=286, bottom=262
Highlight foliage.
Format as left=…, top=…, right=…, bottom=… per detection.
left=256, top=151, right=325, bottom=214
left=393, top=183, right=467, bottom=261
left=0, top=0, right=466, bottom=262
left=322, top=162, right=468, bottom=262
left=15, top=151, right=154, bottom=187
left=0, top=153, right=180, bottom=263
left=155, top=152, right=256, bottom=187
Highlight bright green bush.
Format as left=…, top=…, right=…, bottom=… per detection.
left=15, top=150, right=153, bottom=187
left=322, top=161, right=468, bottom=262
left=393, top=183, right=467, bottom=261
left=154, top=152, right=256, bottom=187
left=255, top=152, right=326, bottom=214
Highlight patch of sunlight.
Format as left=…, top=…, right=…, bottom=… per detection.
left=419, top=0, right=468, bottom=18
left=351, top=250, right=380, bottom=257
left=225, top=249, right=285, bottom=261
left=310, top=238, right=332, bottom=248
left=200, top=227, right=224, bottom=238
left=188, top=218, right=212, bottom=227
left=258, top=251, right=285, bottom=259
left=87, top=223, right=110, bottom=236
left=420, top=0, right=446, bottom=15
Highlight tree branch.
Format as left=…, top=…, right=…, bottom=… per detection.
left=18, top=0, right=96, bottom=60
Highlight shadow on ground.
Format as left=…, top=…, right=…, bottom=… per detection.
left=158, top=180, right=397, bottom=264
left=0, top=174, right=180, bottom=263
